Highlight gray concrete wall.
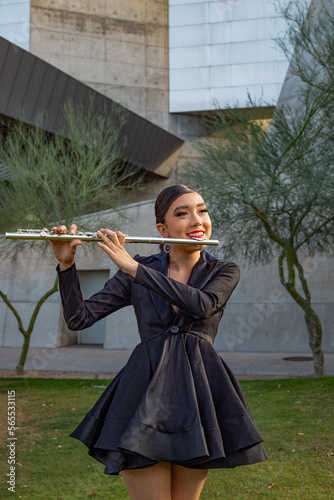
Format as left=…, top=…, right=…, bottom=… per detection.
left=215, top=252, right=334, bottom=353
left=30, top=0, right=171, bottom=131
left=1, top=199, right=333, bottom=353
left=28, top=0, right=211, bottom=193
left=0, top=200, right=157, bottom=350
left=1, top=1, right=331, bottom=354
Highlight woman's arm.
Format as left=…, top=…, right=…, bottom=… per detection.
left=134, top=261, right=240, bottom=319
left=58, top=264, right=132, bottom=330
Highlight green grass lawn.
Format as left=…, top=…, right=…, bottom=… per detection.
left=0, top=376, right=333, bottom=499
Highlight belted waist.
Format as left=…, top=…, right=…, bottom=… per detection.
left=168, top=326, right=213, bottom=345
left=140, top=327, right=213, bottom=345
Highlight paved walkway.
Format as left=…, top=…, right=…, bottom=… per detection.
left=0, top=346, right=333, bottom=378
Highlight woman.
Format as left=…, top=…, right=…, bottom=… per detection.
left=52, top=184, right=267, bottom=500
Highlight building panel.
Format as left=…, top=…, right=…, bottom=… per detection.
left=169, top=0, right=292, bottom=111
left=0, top=0, right=30, bottom=50
left=0, top=36, right=183, bottom=178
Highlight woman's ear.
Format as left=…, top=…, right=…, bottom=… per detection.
left=156, top=223, right=168, bottom=237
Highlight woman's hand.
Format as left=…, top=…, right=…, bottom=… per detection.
left=97, top=229, right=138, bottom=277
left=49, top=224, right=82, bottom=271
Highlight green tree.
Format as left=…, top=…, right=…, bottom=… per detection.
left=0, top=100, right=142, bottom=374
left=185, top=0, right=334, bottom=377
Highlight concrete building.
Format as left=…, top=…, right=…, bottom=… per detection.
left=0, top=0, right=333, bottom=354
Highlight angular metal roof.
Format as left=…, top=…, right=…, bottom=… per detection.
left=0, top=36, right=183, bottom=178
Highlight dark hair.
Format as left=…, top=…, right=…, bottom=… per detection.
left=155, top=184, right=198, bottom=252
left=155, top=184, right=197, bottom=224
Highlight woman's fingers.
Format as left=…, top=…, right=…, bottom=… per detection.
left=96, top=229, right=138, bottom=276
left=70, top=239, right=82, bottom=248
left=99, top=229, right=127, bottom=243
left=115, top=231, right=127, bottom=245
left=51, top=225, right=67, bottom=233
left=97, top=229, right=122, bottom=248
left=49, top=224, right=82, bottom=253
left=50, top=224, right=77, bottom=234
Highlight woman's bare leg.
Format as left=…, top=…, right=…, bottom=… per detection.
left=171, top=465, right=208, bottom=500
left=121, top=462, right=208, bottom=500
left=122, top=462, right=172, bottom=500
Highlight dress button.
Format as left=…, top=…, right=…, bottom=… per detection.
left=170, top=326, right=179, bottom=334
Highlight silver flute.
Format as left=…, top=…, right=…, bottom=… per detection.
left=5, top=229, right=219, bottom=246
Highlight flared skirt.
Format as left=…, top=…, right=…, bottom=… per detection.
left=70, top=332, right=267, bottom=474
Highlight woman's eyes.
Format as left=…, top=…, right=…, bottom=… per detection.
left=175, top=208, right=209, bottom=217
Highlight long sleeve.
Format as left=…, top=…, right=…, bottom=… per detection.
left=57, top=263, right=132, bottom=330
left=134, top=260, right=240, bottom=319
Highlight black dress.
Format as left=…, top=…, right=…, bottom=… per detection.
left=57, top=250, right=267, bottom=475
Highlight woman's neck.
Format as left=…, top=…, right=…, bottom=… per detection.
left=168, top=248, right=201, bottom=273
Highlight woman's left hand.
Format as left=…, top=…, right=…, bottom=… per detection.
left=97, top=229, right=138, bottom=277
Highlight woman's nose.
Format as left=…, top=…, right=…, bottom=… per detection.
left=190, top=212, right=203, bottom=226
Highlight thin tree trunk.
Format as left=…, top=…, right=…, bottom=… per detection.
left=294, top=252, right=324, bottom=377
left=16, top=333, right=30, bottom=376
left=278, top=248, right=324, bottom=377
left=304, top=307, right=324, bottom=377
left=0, top=276, right=59, bottom=375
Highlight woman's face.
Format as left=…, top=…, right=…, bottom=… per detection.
left=156, top=192, right=212, bottom=248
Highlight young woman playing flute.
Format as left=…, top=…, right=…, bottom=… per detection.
left=50, top=184, right=267, bottom=500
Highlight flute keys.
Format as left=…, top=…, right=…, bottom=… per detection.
left=17, top=229, right=42, bottom=234
left=5, top=230, right=219, bottom=246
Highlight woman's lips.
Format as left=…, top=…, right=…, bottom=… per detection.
left=186, top=231, right=206, bottom=239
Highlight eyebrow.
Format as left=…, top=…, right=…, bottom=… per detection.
left=173, top=202, right=206, bottom=214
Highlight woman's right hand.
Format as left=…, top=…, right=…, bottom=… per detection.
left=48, top=224, right=82, bottom=271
